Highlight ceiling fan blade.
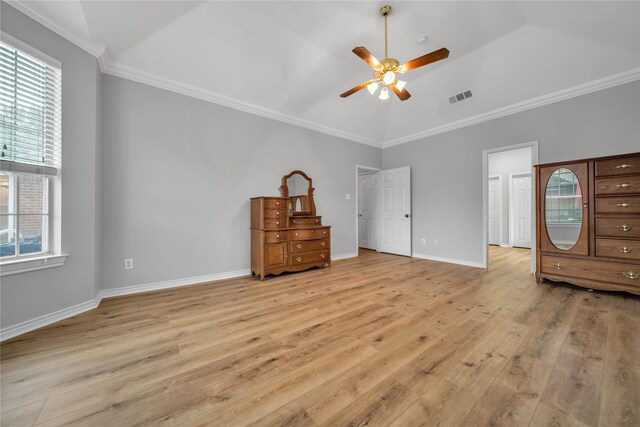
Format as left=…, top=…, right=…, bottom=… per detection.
left=352, top=47, right=383, bottom=71
left=401, top=47, right=450, bottom=72
left=340, top=79, right=378, bottom=98
left=390, top=83, right=411, bottom=101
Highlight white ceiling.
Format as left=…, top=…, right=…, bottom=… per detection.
left=8, top=1, right=640, bottom=147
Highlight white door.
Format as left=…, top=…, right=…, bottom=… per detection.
left=380, top=166, right=411, bottom=256
left=358, top=173, right=377, bottom=250
left=512, top=174, right=532, bottom=248
left=488, top=177, right=501, bottom=246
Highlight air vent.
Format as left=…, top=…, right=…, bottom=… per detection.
left=449, top=90, right=473, bottom=104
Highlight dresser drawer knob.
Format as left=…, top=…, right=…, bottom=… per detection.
left=617, top=224, right=632, bottom=232
left=276, top=234, right=280, bottom=238
left=320, top=242, right=326, bottom=247
left=616, top=203, right=631, bottom=208
left=622, top=271, right=639, bottom=280
left=553, top=263, right=565, bottom=270
left=295, top=233, right=298, bottom=236
left=296, top=257, right=302, bottom=263
left=321, top=253, right=326, bottom=259
left=276, top=201, right=280, bottom=206
left=296, top=244, right=302, bottom=250
left=616, top=164, right=630, bottom=169
left=619, top=247, right=632, bottom=254
left=276, top=211, right=280, bottom=215
left=276, top=221, right=280, bottom=225
left=616, top=183, right=630, bottom=188
left=292, top=219, right=295, bottom=223
left=323, top=231, right=326, bottom=235
left=316, top=219, right=319, bottom=223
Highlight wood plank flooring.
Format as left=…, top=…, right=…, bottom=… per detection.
left=1, top=247, right=639, bottom=426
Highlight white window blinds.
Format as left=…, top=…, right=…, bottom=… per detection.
left=0, top=39, right=61, bottom=176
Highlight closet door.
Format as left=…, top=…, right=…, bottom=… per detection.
left=539, top=162, right=589, bottom=256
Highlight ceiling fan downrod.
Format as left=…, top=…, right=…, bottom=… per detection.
left=380, top=5, right=391, bottom=59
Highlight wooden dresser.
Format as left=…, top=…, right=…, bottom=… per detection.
left=536, top=152, right=640, bottom=295
left=251, top=171, right=331, bottom=280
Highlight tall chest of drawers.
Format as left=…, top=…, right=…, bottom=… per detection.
left=536, top=152, right=640, bottom=295
left=250, top=196, right=331, bottom=280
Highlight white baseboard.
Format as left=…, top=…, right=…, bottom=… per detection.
left=99, top=269, right=251, bottom=299
left=332, top=252, right=358, bottom=261
left=0, top=297, right=101, bottom=341
left=412, top=252, right=485, bottom=269
left=1, top=268, right=251, bottom=341
left=500, top=244, right=511, bottom=248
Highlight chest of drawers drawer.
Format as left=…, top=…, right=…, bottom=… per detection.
left=290, top=227, right=330, bottom=240
left=595, top=155, right=640, bottom=177
left=263, top=198, right=287, bottom=210
left=289, top=250, right=330, bottom=266
left=596, top=217, right=640, bottom=238
left=290, top=216, right=322, bottom=227
left=264, top=231, right=288, bottom=243
left=595, top=176, right=640, bottom=195
left=595, top=196, right=640, bottom=214
left=264, top=209, right=287, bottom=219
left=289, top=239, right=329, bottom=253
left=541, top=255, right=640, bottom=287
left=595, top=238, right=640, bottom=261
left=263, top=219, right=287, bottom=230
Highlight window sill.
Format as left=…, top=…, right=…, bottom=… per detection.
left=0, top=254, right=68, bottom=276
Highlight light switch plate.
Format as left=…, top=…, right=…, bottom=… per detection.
left=346, top=193, right=351, bottom=200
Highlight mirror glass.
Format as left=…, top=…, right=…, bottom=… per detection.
left=545, top=168, right=583, bottom=250
left=286, top=173, right=310, bottom=214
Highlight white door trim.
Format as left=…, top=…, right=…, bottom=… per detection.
left=482, top=141, right=538, bottom=272
left=508, top=172, right=532, bottom=248
left=355, top=165, right=381, bottom=255
left=488, top=175, right=502, bottom=246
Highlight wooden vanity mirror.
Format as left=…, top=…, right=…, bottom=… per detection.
left=281, top=170, right=316, bottom=216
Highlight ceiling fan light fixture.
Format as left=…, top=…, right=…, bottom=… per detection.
left=379, top=86, right=390, bottom=100
left=395, top=80, right=406, bottom=92
left=367, top=81, right=380, bottom=95
left=383, top=70, right=396, bottom=85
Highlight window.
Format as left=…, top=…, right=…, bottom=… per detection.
left=0, top=35, right=63, bottom=272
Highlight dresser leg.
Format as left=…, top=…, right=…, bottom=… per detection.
left=259, top=271, right=266, bottom=281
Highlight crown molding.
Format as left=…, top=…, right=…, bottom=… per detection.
left=383, top=67, right=640, bottom=148
left=5, top=0, right=105, bottom=58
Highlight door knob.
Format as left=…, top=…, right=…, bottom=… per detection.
left=358, top=214, right=363, bottom=217
left=405, top=214, right=410, bottom=218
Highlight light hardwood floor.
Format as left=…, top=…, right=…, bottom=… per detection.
left=1, top=247, right=639, bottom=427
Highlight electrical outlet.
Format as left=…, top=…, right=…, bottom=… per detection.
left=433, top=240, right=439, bottom=246
left=421, top=238, right=426, bottom=245
left=346, top=193, right=351, bottom=200
left=124, top=258, right=134, bottom=270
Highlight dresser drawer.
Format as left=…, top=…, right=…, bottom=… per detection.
left=541, top=255, right=640, bottom=287
left=595, top=196, right=640, bottom=214
left=264, top=209, right=287, bottom=219
left=289, top=239, right=329, bottom=253
left=290, top=216, right=322, bottom=227
left=264, top=231, right=288, bottom=243
left=596, top=217, right=640, bottom=238
left=289, top=250, right=330, bottom=266
left=595, top=176, right=640, bottom=195
left=290, top=227, right=330, bottom=240
left=264, top=198, right=287, bottom=210
left=264, top=219, right=287, bottom=230
left=596, top=238, right=640, bottom=261
left=595, top=155, right=640, bottom=177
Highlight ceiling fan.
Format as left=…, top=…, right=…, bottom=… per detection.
left=340, top=5, right=450, bottom=101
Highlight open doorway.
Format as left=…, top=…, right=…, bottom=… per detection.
left=483, top=142, right=538, bottom=271
left=356, top=165, right=380, bottom=255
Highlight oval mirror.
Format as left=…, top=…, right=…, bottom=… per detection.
left=545, top=168, right=583, bottom=250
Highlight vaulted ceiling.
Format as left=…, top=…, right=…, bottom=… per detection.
left=8, top=1, right=640, bottom=147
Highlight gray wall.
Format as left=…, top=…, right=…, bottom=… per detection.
left=384, top=80, right=640, bottom=265
left=100, top=75, right=381, bottom=290
left=488, top=147, right=533, bottom=246
left=1, top=4, right=101, bottom=327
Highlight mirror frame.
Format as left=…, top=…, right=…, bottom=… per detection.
left=539, top=162, right=589, bottom=256
left=281, top=170, right=316, bottom=216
